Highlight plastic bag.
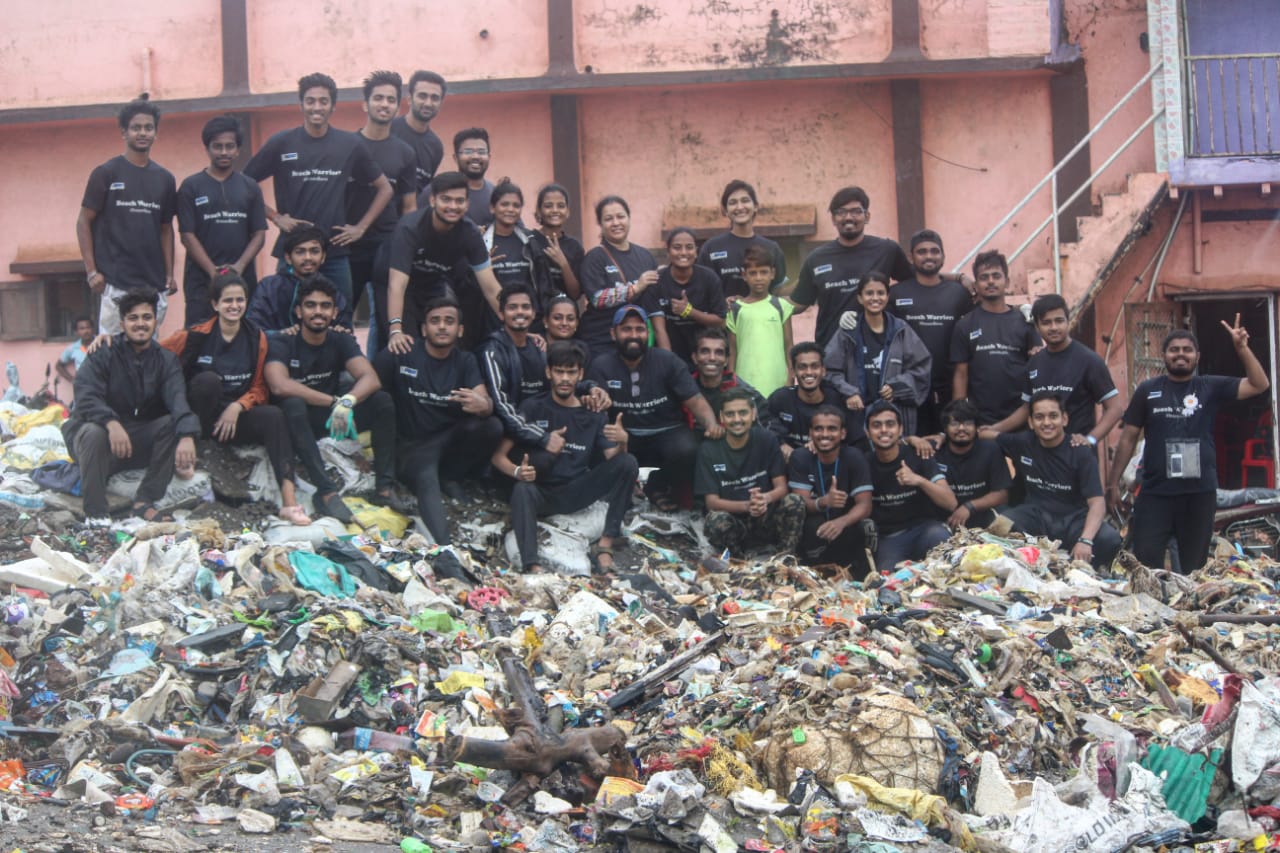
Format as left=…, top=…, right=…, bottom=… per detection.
left=288, top=551, right=357, bottom=598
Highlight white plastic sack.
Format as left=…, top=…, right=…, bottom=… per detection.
left=1, top=424, right=71, bottom=468
left=312, top=437, right=373, bottom=494
left=107, top=468, right=212, bottom=512
left=1232, top=676, right=1280, bottom=792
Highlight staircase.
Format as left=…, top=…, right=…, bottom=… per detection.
left=1019, top=172, right=1169, bottom=313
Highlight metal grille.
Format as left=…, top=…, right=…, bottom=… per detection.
left=1185, top=53, right=1280, bottom=156
left=1125, top=302, right=1181, bottom=393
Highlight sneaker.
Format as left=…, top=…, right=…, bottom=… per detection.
left=369, top=489, right=416, bottom=515
left=84, top=516, right=112, bottom=530
left=317, top=493, right=355, bottom=524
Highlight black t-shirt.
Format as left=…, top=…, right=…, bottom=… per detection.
left=490, top=231, right=533, bottom=289
left=515, top=340, right=548, bottom=399
left=888, top=278, right=974, bottom=390
left=587, top=348, right=702, bottom=435
left=1025, top=340, right=1118, bottom=436
left=389, top=207, right=491, bottom=298
left=389, top=117, right=444, bottom=192
left=791, top=237, right=912, bottom=348
left=517, top=394, right=615, bottom=485
left=466, top=180, right=496, bottom=228
left=1124, top=374, right=1239, bottom=495
left=695, top=428, right=785, bottom=502
left=766, top=382, right=852, bottom=447
left=642, top=265, right=727, bottom=365
left=266, top=331, right=363, bottom=397
left=934, top=439, right=1012, bottom=504
left=579, top=243, right=659, bottom=353
left=862, top=326, right=887, bottom=395
left=348, top=132, right=417, bottom=244
left=998, top=431, right=1101, bottom=517
left=176, top=170, right=266, bottom=283
left=696, top=232, right=787, bottom=298
left=787, top=446, right=873, bottom=517
left=244, top=126, right=383, bottom=258
left=191, top=325, right=257, bottom=403
left=373, top=345, right=483, bottom=436
left=528, top=231, right=585, bottom=297
left=81, top=156, right=177, bottom=291
left=950, top=306, right=1042, bottom=424
left=865, top=446, right=945, bottom=535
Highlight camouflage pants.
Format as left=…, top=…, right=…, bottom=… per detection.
left=705, top=493, right=805, bottom=554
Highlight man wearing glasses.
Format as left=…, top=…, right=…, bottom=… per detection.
left=789, top=186, right=913, bottom=349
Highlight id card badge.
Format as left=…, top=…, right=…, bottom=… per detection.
left=1166, top=439, right=1201, bottom=479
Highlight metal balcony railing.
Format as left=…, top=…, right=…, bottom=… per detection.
left=1186, top=53, right=1280, bottom=157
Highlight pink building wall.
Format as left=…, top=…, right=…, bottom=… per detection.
left=0, top=0, right=1152, bottom=401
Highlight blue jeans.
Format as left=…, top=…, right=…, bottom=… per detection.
left=874, top=520, right=950, bottom=571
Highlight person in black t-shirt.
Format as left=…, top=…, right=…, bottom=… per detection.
left=646, top=228, right=727, bottom=367
left=579, top=196, right=660, bottom=357
left=449, top=128, right=495, bottom=228
left=495, top=341, right=639, bottom=573
left=888, top=229, right=975, bottom=434
left=788, top=406, right=873, bottom=571
left=950, top=250, right=1041, bottom=425
left=373, top=297, right=502, bottom=546
left=350, top=71, right=419, bottom=353
left=160, top=273, right=309, bottom=525
left=767, top=342, right=852, bottom=459
left=384, top=172, right=501, bottom=352
left=483, top=182, right=560, bottom=331
left=390, top=70, right=446, bottom=192
left=244, top=72, right=393, bottom=311
left=77, top=98, right=178, bottom=335
left=789, top=186, right=913, bottom=349
left=587, top=305, right=717, bottom=511
left=695, top=389, right=804, bottom=554
left=982, top=294, right=1123, bottom=447
left=998, top=392, right=1121, bottom=568
left=933, top=399, right=1010, bottom=530
left=264, top=278, right=398, bottom=524
left=247, top=227, right=353, bottom=332
left=696, top=180, right=788, bottom=299
left=687, top=327, right=770, bottom=430
left=864, top=401, right=956, bottom=571
left=544, top=295, right=581, bottom=345
left=177, top=115, right=267, bottom=326
left=530, top=183, right=585, bottom=305
left=1108, top=322, right=1270, bottom=573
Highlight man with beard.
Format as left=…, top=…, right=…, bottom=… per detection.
left=688, top=327, right=768, bottom=429
left=350, top=70, right=418, bottom=352
left=887, top=230, right=974, bottom=434
left=384, top=172, right=501, bottom=352
left=998, top=392, right=1121, bottom=569
left=374, top=297, right=500, bottom=545
left=864, top=400, right=955, bottom=571
left=247, top=226, right=353, bottom=332
left=62, top=289, right=199, bottom=527
left=417, top=128, right=495, bottom=227
left=588, top=305, right=717, bottom=511
left=767, top=342, right=852, bottom=460
left=264, top=278, right=397, bottom=523
left=245, top=72, right=393, bottom=310
left=981, top=293, right=1123, bottom=446
left=789, top=186, right=913, bottom=349
left=1108, top=320, right=1269, bottom=573
left=933, top=399, right=1010, bottom=530
left=496, top=341, right=639, bottom=574
left=695, top=389, right=804, bottom=555
left=77, top=98, right=178, bottom=334
left=788, top=406, right=873, bottom=571
left=390, top=70, right=447, bottom=192
left=950, top=250, right=1041, bottom=425
left=177, top=115, right=267, bottom=325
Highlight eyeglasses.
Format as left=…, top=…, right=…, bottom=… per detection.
left=458, top=147, right=489, bottom=156
left=833, top=207, right=866, bottom=218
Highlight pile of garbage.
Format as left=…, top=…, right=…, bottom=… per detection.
left=2, top=402, right=1280, bottom=851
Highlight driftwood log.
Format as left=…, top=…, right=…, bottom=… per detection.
left=443, top=615, right=632, bottom=805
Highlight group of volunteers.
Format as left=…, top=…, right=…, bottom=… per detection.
left=62, top=69, right=1270, bottom=576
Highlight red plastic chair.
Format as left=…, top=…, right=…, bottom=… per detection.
left=1241, top=410, right=1275, bottom=488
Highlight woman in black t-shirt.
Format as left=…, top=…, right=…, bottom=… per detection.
left=544, top=294, right=580, bottom=345
left=579, top=195, right=659, bottom=356
left=530, top=183, right=585, bottom=302
left=648, top=227, right=727, bottom=366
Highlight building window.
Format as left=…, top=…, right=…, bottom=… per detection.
left=0, top=276, right=95, bottom=341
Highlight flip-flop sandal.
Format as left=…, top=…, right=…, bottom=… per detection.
left=589, top=544, right=616, bottom=574
left=278, top=505, right=312, bottom=526
left=131, top=503, right=172, bottom=523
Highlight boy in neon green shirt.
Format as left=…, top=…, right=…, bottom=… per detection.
left=726, top=246, right=794, bottom=397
